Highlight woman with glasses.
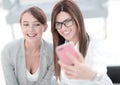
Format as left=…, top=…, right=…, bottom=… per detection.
left=1, top=6, right=54, bottom=85
left=51, top=0, right=113, bottom=85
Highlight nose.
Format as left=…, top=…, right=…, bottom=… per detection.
left=29, top=25, right=34, bottom=30
left=61, top=23, right=67, bottom=30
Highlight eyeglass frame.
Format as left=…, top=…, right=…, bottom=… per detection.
left=55, top=18, right=74, bottom=30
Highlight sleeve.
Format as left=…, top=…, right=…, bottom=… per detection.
left=1, top=46, right=18, bottom=85
left=91, top=74, right=113, bottom=85
left=86, top=39, right=107, bottom=73
left=85, top=39, right=113, bottom=85
left=60, top=74, right=113, bottom=85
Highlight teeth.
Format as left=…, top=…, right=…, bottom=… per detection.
left=63, top=30, right=71, bottom=35
left=27, top=33, right=37, bottom=37
left=63, top=31, right=69, bottom=34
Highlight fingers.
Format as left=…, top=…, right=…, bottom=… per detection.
left=58, top=60, right=79, bottom=79
left=64, top=72, right=78, bottom=79
left=58, top=50, right=86, bottom=79
left=66, top=51, right=84, bottom=65
left=58, top=60, right=74, bottom=72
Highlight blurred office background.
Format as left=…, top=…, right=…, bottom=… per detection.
left=0, top=0, right=120, bottom=85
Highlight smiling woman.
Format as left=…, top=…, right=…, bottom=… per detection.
left=1, top=6, right=54, bottom=85
left=51, top=0, right=113, bottom=85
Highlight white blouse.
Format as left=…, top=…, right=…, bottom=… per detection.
left=26, top=67, right=40, bottom=81
left=60, top=39, right=113, bottom=85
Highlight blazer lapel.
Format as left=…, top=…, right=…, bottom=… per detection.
left=36, top=40, right=48, bottom=84
left=16, top=39, right=27, bottom=85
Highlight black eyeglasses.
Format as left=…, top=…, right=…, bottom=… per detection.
left=55, top=18, right=74, bottom=30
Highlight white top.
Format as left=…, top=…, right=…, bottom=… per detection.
left=26, top=67, right=40, bottom=81
left=60, top=39, right=113, bottom=85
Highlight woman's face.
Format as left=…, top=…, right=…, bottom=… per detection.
left=20, top=12, right=47, bottom=43
left=55, top=11, right=79, bottom=43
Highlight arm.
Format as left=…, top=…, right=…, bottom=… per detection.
left=1, top=47, right=18, bottom=85
left=59, top=40, right=113, bottom=85
left=59, top=52, right=113, bottom=85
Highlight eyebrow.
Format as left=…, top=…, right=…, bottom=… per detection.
left=56, top=18, right=72, bottom=23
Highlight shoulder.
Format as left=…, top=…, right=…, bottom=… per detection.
left=42, top=39, right=53, bottom=51
left=86, top=37, right=107, bottom=73
left=88, top=36, right=104, bottom=50
left=41, top=39, right=53, bottom=62
left=2, top=38, right=23, bottom=52
left=1, top=38, right=24, bottom=66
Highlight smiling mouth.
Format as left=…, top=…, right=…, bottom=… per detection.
left=27, top=34, right=37, bottom=37
left=63, top=29, right=71, bottom=35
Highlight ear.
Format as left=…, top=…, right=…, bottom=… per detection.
left=43, top=24, right=48, bottom=32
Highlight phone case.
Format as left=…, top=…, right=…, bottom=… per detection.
left=56, top=42, right=78, bottom=65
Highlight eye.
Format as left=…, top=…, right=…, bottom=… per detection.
left=35, top=23, right=40, bottom=26
left=55, top=22, right=61, bottom=26
left=64, top=20, right=69, bottom=24
left=33, top=23, right=41, bottom=27
left=64, top=19, right=73, bottom=26
left=64, top=20, right=71, bottom=25
left=23, top=23, right=29, bottom=26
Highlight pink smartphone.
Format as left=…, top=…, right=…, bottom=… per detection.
left=56, top=42, right=78, bottom=65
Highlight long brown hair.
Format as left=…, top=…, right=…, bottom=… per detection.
left=51, top=0, right=90, bottom=80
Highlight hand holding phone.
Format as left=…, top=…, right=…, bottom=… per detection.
left=56, top=42, right=78, bottom=65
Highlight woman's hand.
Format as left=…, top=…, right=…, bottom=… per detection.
left=58, top=51, right=96, bottom=80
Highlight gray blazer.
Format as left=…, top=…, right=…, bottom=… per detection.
left=1, top=38, right=54, bottom=85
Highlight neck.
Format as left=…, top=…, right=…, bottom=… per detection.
left=69, top=39, right=79, bottom=46
left=25, top=40, right=41, bottom=51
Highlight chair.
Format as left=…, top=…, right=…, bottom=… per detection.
left=107, top=66, right=120, bottom=84
left=2, top=0, right=108, bottom=39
